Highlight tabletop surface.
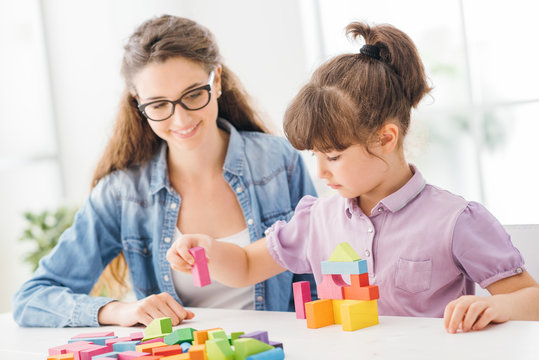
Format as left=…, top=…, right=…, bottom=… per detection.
left=1, top=308, right=538, bottom=359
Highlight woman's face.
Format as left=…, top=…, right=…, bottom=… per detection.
left=133, top=57, right=221, bottom=152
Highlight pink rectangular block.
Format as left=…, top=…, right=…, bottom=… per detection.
left=79, top=344, right=109, bottom=360
left=71, top=331, right=114, bottom=339
left=130, top=332, right=144, bottom=341
left=141, top=337, right=163, bottom=344
left=62, top=342, right=95, bottom=360
left=49, top=341, right=93, bottom=356
left=293, top=281, right=312, bottom=319
left=117, top=350, right=151, bottom=360
left=189, top=246, right=211, bottom=287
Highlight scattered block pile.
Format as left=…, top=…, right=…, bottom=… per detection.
left=293, top=242, right=380, bottom=331
left=47, top=317, right=284, bottom=360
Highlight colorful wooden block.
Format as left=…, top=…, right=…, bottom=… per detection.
left=340, top=299, right=379, bottom=331
left=47, top=354, right=75, bottom=360
left=245, top=347, right=285, bottom=360
left=349, top=273, right=370, bottom=287
left=160, top=354, right=190, bottom=360
left=135, top=341, right=167, bottom=354
left=321, top=259, right=368, bottom=275
left=180, top=342, right=191, bottom=353
left=142, top=317, right=173, bottom=341
left=205, top=338, right=234, bottom=360
left=71, top=331, right=114, bottom=339
left=343, top=284, right=379, bottom=300
left=187, top=344, right=207, bottom=360
left=317, top=274, right=348, bottom=299
left=229, top=331, right=245, bottom=344
left=130, top=332, right=144, bottom=341
left=193, top=328, right=222, bottom=345
left=113, top=341, right=140, bottom=352
left=190, top=246, right=211, bottom=287
left=164, top=327, right=197, bottom=345
left=68, top=336, right=117, bottom=345
left=328, top=242, right=361, bottom=262
left=48, top=341, right=90, bottom=356
left=305, top=299, right=335, bottom=329
left=268, top=341, right=283, bottom=349
left=233, top=338, right=274, bottom=360
left=117, top=351, right=153, bottom=360
left=207, top=329, right=227, bottom=341
left=239, top=330, right=269, bottom=344
left=152, top=344, right=183, bottom=357
left=79, top=344, right=109, bottom=360
left=92, top=352, right=119, bottom=359
left=292, top=281, right=311, bottom=319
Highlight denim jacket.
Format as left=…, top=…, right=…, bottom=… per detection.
left=12, top=119, right=317, bottom=327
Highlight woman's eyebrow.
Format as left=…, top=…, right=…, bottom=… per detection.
left=143, top=81, right=205, bottom=101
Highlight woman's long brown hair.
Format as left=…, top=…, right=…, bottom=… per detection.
left=90, top=15, right=268, bottom=298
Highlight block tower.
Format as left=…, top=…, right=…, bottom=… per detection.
left=293, top=242, right=379, bottom=331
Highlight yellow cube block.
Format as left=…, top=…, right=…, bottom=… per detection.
left=340, top=299, right=379, bottom=331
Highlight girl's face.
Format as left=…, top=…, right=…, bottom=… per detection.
left=313, top=144, right=389, bottom=199
left=133, top=57, right=221, bottom=152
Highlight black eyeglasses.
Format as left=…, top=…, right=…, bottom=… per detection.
left=138, top=71, right=215, bottom=121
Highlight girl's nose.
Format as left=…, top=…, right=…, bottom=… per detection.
left=316, top=159, right=329, bottom=179
left=170, top=103, right=191, bottom=125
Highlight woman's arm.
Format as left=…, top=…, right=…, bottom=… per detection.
left=444, top=271, right=539, bottom=333
left=167, top=235, right=286, bottom=288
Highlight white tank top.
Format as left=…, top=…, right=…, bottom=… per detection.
left=171, top=227, right=254, bottom=310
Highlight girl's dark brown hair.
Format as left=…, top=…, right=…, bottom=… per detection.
left=89, top=15, right=269, bottom=298
left=284, top=21, right=431, bottom=152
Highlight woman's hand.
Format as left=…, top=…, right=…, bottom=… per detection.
left=443, top=295, right=510, bottom=333
left=166, top=234, right=215, bottom=273
left=98, top=292, right=195, bottom=327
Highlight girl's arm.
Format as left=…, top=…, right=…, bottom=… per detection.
left=444, top=271, right=539, bottom=333
left=167, top=235, right=286, bottom=287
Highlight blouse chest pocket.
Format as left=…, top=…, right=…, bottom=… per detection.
left=123, top=237, right=158, bottom=295
left=395, top=257, right=432, bottom=293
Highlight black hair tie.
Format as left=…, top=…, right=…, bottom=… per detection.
left=360, top=44, right=381, bottom=60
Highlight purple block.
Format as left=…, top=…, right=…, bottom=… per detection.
left=268, top=340, right=283, bottom=349
left=239, top=330, right=269, bottom=344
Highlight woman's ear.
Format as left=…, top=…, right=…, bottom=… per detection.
left=215, top=64, right=223, bottom=97
left=378, top=122, right=399, bottom=154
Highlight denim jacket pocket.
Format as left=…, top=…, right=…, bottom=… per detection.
left=395, top=257, right=432, bottom=293
left=123, top=237, right=158, bottom=295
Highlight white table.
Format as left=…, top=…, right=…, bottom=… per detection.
left=1, top=308, right=537, bottom=359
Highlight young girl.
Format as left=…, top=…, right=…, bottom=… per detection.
left=12, top=15, right=316, bottom=328
left=168, top=21, right=539, bottom=333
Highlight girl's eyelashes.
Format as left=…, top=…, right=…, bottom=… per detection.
left=327, top=155, right=341, bottom=161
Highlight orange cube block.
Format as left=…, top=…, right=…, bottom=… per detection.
left=305, top=299, right=335, bottom=329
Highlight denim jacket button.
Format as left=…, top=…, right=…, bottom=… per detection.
left=256, top=296, right=264, bottom=302
left=170, top=203, right=177, bottom=209
left=163, top=275, right=170, bottom=282
left=164, top=237, right=171, bottom=243
left=236, top=186, right=243, bottom=193
left=247, top=219, right=254, bottom=226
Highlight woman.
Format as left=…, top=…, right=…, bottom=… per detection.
left=13, top=15, right=316, bottom=327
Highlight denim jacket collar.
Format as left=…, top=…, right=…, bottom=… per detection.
left=148, top=118, right=244, bottom=195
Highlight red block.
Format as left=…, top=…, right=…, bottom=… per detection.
left=152, top=344, right=183, bottom=356
left=349, top=273, right=370, bottom=287
left=293, top=281, right=312, bottom=319
left=343, top=284, right=380, bottom=300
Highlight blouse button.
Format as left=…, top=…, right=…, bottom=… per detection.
left=236, top=186, right=243, bottom=193
left=247, top=219, right=254, bottom=226
left=378, top=207, right=384, bottom=212
left=367, top=227, right=373, bottom=233
left=164, top=237, right=171, bottom=243
left=364, top=250, right=371, bottom=257
left=257, top=296, right=264, bottom=302
left=516, top=267, right=523, bottom=274
left=170, top=203, right=177, bottom=209
left=163, top=275, right=170, bottom=282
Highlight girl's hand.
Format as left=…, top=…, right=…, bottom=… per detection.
left=443, top=295, right=511, bottom=333
left=166, top=234, right=215, bottom=273
left=98, top=292, right=195, bottom=327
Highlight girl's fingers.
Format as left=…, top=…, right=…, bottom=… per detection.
left=462, top=302, right=486, bottom=332
left=472, top=307, right=495, bottom=331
